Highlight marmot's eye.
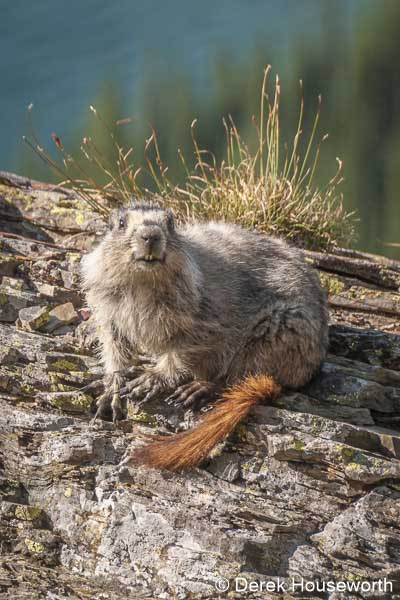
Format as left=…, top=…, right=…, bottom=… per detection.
left=118, top=216, right=126, bottom=230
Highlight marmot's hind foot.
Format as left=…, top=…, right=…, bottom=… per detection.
left=166, top=381, right=218, bottom=410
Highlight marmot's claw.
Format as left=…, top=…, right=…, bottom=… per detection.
left=166, top=381, right=216, bottom=410
left=140, top=382, right=163, bottom=405
left=111, top=396, right=125, bottom=422
left=120, top=372, right=165, bottom=404
left=93, top=381, right=126, bottom=422
left=93, top=391, right=113, bottom=421
left=112, top=409, right=124, bottom=424
left=120, top=373, right=149, bottom=398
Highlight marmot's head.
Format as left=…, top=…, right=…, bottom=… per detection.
left=81, top=201, right=183, bottom=293
left=108, top=202, right=175, bottom=270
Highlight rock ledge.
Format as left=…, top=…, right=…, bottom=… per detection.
left=1, top=171, right=400, bottom=599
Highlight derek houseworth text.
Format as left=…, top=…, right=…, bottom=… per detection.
left=228, top=577, right=393, bottom=594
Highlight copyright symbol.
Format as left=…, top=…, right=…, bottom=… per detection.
left=215, top=577, right=230, bottom=592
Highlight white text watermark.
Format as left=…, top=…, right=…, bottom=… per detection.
left=214, top=576, right=393, bottom=595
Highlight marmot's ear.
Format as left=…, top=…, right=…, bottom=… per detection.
left=108, top=208, right=127, bottom=231
left=165, top=208, right=175, bottom=233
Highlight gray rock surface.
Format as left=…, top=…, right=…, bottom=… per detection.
left=1, top=171, right=400, bottom=599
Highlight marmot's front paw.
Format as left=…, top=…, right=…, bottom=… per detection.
left=93, top=391, right=124, bottom=423
left=120, top=371, right=167, bottom=405
left=93, top=374, right=125, bottom=423
left=165, top=380, right=218, bottom=410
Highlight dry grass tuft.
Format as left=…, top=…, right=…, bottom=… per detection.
left=24, top=66, right=356, bottom=249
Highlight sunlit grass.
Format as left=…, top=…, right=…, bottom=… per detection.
left=24, top=66, right=356, bottom=249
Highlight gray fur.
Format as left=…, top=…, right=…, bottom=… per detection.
left=81, top=204, right=328, bottom=417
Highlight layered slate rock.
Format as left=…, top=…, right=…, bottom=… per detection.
left=1, top=171, right=400, bottom=599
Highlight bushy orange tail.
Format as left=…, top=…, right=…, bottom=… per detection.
left=130, top=374, right=281, bottom=472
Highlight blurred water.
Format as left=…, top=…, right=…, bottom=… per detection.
left=4, top=0, right=395, bottom=257
left=0, top=0, right=356, bottom=172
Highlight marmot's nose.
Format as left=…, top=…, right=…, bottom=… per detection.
left=141, top=232, right=160, bottom=245
left=138, top=226, right=161, bottom=248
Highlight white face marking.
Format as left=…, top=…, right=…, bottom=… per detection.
left=126, top=209, right=167, bottom=232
